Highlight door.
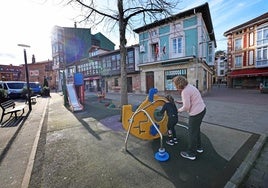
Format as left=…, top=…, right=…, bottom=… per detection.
left=127, top=77, right=133, bottom=92
left=146, top=71, right=154, bottom=93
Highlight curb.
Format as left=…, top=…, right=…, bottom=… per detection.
left=21, top=97, right=50, bottom=187
left=225, top=134, right=267, bottom=188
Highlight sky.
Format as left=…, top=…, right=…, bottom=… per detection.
left=0, top=0, right=267, bottom=66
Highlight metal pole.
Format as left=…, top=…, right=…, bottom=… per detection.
left=23, top=49, right=32, bottom=111
left=18, top=44, right=31, bottom=111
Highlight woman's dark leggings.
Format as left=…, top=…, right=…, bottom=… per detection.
left=188, top=108, right=206, bottom=155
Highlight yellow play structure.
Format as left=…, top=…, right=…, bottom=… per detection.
left=122, top=88, right=170, bottom=161
left=122, top=95, right=168, bottom=140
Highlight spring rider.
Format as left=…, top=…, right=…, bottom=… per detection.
left=122, top=88, right=170, bottom=161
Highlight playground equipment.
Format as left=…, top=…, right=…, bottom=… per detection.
left=122, top=88, right=170, bottom=161
left=66, top=84, right=84, bottom=112
left=66, top=73, right=84, bottom=112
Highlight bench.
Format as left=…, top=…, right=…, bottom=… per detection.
left=0, top=100, right=26, bottom=124
left=31, top=96, right=37, bottom=103
left=96, top=92, right=105, bottom=102
left=25, top=95, right=38, bottom=104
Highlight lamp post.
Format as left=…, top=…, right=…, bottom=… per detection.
left=18, top=44, right=32, bottom=111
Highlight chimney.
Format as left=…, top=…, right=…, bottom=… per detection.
left=32, top=54, right=36, bottom=64
left=74, top=22, right=77, bottom=28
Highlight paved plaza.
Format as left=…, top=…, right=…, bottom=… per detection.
left=0, top=86, right=267, bottom=187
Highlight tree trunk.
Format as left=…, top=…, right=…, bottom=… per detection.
left=118, top=0, right=128, bottom=106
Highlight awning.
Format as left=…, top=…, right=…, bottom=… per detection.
left=229, top=68, right=268, bottom=77
left=84, top=76, right=101, bottom=81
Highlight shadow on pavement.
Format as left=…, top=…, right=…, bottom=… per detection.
left=71, top=95, right=260, bottom=187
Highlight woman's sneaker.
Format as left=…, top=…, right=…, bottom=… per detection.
left=166, top=140, right=174, bottom=146
left=180, top=151, right=196, bottom=160
left=173, top=138, right=179, bottom=144
left=196, top=148, right=204, bottom=153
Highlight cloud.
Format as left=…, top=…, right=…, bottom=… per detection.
left=0, top=52, right=16, bottom=59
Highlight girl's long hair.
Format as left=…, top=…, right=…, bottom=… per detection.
left=166, top=95, right=175, bottom=104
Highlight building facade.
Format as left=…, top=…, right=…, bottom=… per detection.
left=51, top=25, right=115, bottom=91
left=134, top=3, right=215, bottom=94
left=214, top=51, right=228, bottom=85
left=224, top=12, right=268, bottom=88
left=20, top=59, right=56, bottom=89
left=0, top=64, right=23, bottom=81
left=75, top=45, right=140, bottom=93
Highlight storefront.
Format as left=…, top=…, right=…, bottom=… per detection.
left=229, top=68, right=268, bottom=88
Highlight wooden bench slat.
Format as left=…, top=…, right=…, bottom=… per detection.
left=7, top=105, right=26, bottom=113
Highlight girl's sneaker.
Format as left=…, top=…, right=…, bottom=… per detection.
left=173, top=138, right=179, bottom=144
left=166, top=140, right=174, bottom=146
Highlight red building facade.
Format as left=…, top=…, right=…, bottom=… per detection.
left=224, top=12, right=268, bottom=88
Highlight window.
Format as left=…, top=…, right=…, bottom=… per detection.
left=91, top=50, right=98, bottom=57
left=249, top=50, right=254, bottom=65
left=127, top=51, right=134, bottom=69
left=220, top=62, right=225, bottom=67
left=164, top=69, right=187, bottom=90
left=172, top=37, right=182, bottom=54
left=152, top=43, right=159, bottom=60
left=116, top=54, right=120, bottom=70
left=256, top=47, right=268, bottom=67
left=235, top=55, right=242, bottom=68
left=114, top=78, right=119, bottom=86
left=257, top=26, right=268, bottom=46
left=111, top=55, right=117, bottom=70
left=249, top=32, right=254, bottom=46
left=235, top=38, right=242, bottom=50
left=257, top=47, right=268, bottom=60
left=208, top=43, right=213, bottom=62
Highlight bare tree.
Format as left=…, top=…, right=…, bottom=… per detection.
left=67, top=0, right=179, bottom=106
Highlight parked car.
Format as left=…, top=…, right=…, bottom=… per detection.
left=0, top=81, right=26, bottom=99
left=25, top=82, right=42, bottom=95
left=259, top=81, right=268, bottom=93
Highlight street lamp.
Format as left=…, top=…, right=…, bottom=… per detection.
left=18, top=44, right=32, bottom=111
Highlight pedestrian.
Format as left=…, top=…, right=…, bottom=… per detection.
left=159, top=95, right=179, bottom=146
left=173, top=75, right=206, bottom=160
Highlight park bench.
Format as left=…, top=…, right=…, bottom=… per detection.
left=0, top=100, right=26, bottom=124
left=96, top=92, right=105, bottom=102
left=31, top=96, right=37, bottom=103
left=25, top=96, right=38, bottom=104
left=25, top=94, right=38, bottom=104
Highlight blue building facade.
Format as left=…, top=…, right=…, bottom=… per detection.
left=134, top=3, right=216, bottom=94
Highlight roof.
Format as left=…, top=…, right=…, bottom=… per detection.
left=224, top=12, right=268, bottom=36
left=133, top=3, right=215, bottom=43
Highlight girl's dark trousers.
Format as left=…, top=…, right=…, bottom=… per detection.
left=167, top=116, right=178, bottom=138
